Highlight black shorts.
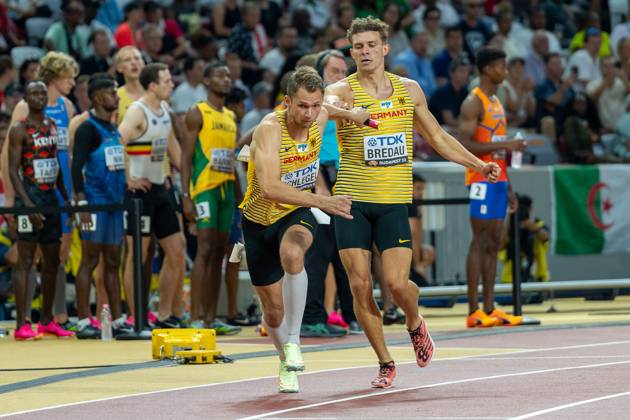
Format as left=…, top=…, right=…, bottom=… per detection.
left=124, top=184, right=180, bottom=239
left=15, top=184, right=62, bottom=245
left=242, top=207, right=317, bottom=287
left=335, top=202, right=411, bottom=253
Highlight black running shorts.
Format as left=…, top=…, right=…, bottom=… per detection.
left=124, top=184, right=181, bottom=239
left=15, top=184, right=62, bottom=244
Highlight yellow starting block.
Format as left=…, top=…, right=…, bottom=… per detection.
left=152, top=329, right=223, bottom=364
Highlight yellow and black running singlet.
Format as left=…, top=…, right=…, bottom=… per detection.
left=335, top=72, right=415, bottom=204
left=191, top=102, right=237, bottom=198
left=241, top=110, right=322, bottom=226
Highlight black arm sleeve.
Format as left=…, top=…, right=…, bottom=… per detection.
left=71, top=121, right=101, bottom=196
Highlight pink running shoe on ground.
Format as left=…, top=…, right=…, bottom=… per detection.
left=408, top=318, right=435, bottom=368
left=14, top=323, right=43, bottom=341
left=147, top=311, right=158, bottom=326
left=371, top=361, right=396, bottom=388
left=89, top=315, right=102, bottom=329
left=327, top=311, right=349, bottom=329
left=38, top=321, right=75, bottom=338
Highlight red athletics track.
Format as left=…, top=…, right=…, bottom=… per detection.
left=8, top=325, right=630, bottom=419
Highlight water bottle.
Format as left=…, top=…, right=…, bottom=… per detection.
left=101, top=304, right=113, bottom=341
left=511, top=132, right=523, bottom=169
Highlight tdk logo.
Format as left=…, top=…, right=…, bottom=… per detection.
left=380, top=101, right=393, bottom=109
left=366, top=134, right=405, bottom=146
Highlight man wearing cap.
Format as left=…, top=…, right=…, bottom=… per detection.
left=71, top=73, right=129, bottom=339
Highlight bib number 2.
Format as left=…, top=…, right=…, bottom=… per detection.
left=469, top=182, right=487, bottom=200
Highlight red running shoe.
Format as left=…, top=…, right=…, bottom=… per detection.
left=14, top=322, right=43, bottom=341
left=38, top=321, right=75, bottom=338
left=327, top=311, right=349, bottom=329
left=408, top=318, right=435, bottom=368
left=371, top=361, right=396, bottom=388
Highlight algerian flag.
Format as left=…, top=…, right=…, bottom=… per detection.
left=554, top=165, right=630, bottom=255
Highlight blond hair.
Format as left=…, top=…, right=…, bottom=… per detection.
left=114, top=46, right=141, bottom=65
left=286, top=66, right=324, bottom=97
left=347, top=17, right=389, bottom=44
left=35, top=52, right=78, bottom=85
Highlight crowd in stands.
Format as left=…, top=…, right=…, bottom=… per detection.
left=0, top=0, right=629, bottom=336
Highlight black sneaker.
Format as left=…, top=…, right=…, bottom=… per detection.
left=383, top=307, right=405, bottom=325
left=348, top=321, right=364, bottom=335
left=76, top=324, right=101, bottom=339
left=227, top=312, right=255, bottom=326
left=60, top=320, right=78, bottom=332
left=154, top=315, right=182, bottom=329
left=113, top=324, right=134, bottom=337
left=300, top=323, right=348, bottom=337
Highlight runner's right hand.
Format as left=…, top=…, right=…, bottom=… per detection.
left=25, top=202, right=45, bottom=230
left=504, top=139, right=527, bottom=152
left=321, top=195, right=353, bottom=220
left=182, top=195, right=197, bottom=224
left=78, top=212, right=92, bottom=231
left=127, top=177, right=151, bottom=193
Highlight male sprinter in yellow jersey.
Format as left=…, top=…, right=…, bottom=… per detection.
left=326, top=17, right=500, bottom=389
left=181, top=63, right=241, bottom=335
left=458, top=47, right=526, bottom=328
left=241, top=67, right=366, bottom=393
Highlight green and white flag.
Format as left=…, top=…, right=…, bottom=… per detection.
left=554, top=165, right=630, bottom=255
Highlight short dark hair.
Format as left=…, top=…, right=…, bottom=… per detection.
left=144, top=1, right=161, bottom=13
left=543, top=52, right=562, bottom=64
left=139, top=62, right=169, bottom=90
left=203, top=61, right=227, bottom=78
left=475, top=47, right=506, bottom=74
left=423, top=6, right=440, bottom=20
left=449, top=55, right=470, bottom=73
left=225, top=87, right=248, bottom=107
left=445, top=25, right=463, bottom=37
left=88, top=73, right=116, bottom=100
left=347, top=17, right=389, bottom=44
left=286, top=66, right=324, bottom=97
left=0, top=55, right=13, bottom=76
left=183, top=57, right=203, bottom=73
left=123, top=2, right=140, bottom=16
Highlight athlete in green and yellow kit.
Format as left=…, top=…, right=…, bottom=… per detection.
left=326, top=17, right=501, bottom=388
left=181, top=63, right=241, bottom=335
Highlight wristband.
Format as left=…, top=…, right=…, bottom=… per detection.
left=364, top=119, right=379, bottom=129
left=77, top=200, right=88, bottom=206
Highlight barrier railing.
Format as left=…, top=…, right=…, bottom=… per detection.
left=0, top=198, right=150, bottom=339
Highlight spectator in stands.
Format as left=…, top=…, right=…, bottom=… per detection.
left=525, top=30, right=550, bottom=86
left=290, top=0, right=331, bottom=32
left=141, top=24, right=174, bottom=67
left=144, top=1, right=187, bottom=59
left=616, top=38, right=630, bottom=79
left=0, top=1, right=24, bottom=50
left=18, top=59, right=38, bottom=89
left=422, top=7, right=445, bottom=60
left=0, top=55, right=15, bottom=110
left=586, top=56, right=630, bottom=132
left=458, top=0, right=491, bottom=62
left=171, top=58, right=207, bottom=116
left=292, top=8, right=315, bottom=53
left=499, top=57, right=536, bottom=128
left=240, top=82, right=271, bottom=133
left=326, top=3, right=354, bottom=49
left=227, top=1, right=269, bottom=87
left=224, top=51, right=251, bottom=99
left=1, top=85, right=23, bottom=114
left=569, top=11, right=611, bottom=58
left=94, top=0, right=123, bottom=34
left=543, top=0, right=576, bottom=47
left=429, top=56, right=471, bottom=127
left=611, top=20, right=630, bottom=60
left=528, top=7, right=561, bottom=53
left=44, top=0, right=91, bottom=61
left=258, top=0, right=283, bottom=39
left=190, top=30, right=218, bottom=62
left=433, top=26, right=465, bottom=87
left=83, top=0, right=114, bottom=46
left=260, top=26, right=300, bottom=78
left=535, top=52, right=575, bottom=131
left=114, top=2, right=144, bottom=48
left=393, top=32, right=436, bottom=98
left=495, top=6, right=528, bottom=60
left=79, top=29, right=113, bottom=76
left=562, top=92, right=603, bottom=164
left=211, top=0, right=241, bottom=39
left=566, top=27, right=603, bottom=89
left=71, top=75, right=90, bottom=114
left=411, top=0, right=459, bottom=34
left=381, top=3, right=409, bottom=68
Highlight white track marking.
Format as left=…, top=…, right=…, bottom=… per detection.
left=3, top=340, right=630, bottom=417
left=511, top=390, right=630, bottom=419
left=239, top=360, right=630, bottom=420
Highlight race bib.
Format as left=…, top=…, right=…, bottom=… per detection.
left=195, top=201, right=210, bottom=220
left=56, top=127, right=68, bottom=150
left=151, top=137, right=167, bottom=162
left=281, top=160, right=319, bottom=190
left=469, top=182, right=487, bottom=200
left=33, top=158, right=59, bottom=184
left=363, top=132, right=408, bottom=166
left=104, top=146, right=125, bottom=171
left=123, top=212, right=151, bottom=234
left=17, top=215, right=33, bottom=233
left=210, top=148, right=234, bottom=173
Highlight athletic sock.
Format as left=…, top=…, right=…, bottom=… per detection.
left=282, top=268, right=308, bottom=345
left=263, top=317, right=288, bottom=360
left=77, top=318, right=91, bottom=331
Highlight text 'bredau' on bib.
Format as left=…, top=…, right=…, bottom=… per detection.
left=363, top=132, right=408, bottom=167
left=281, top=160, right=319, bottom=190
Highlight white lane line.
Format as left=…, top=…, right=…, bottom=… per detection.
left=511, top=390, right=630, bottom=419
left=3, top=340, right=630, bottom=417
left=239, top=360, right=630, bottom=420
